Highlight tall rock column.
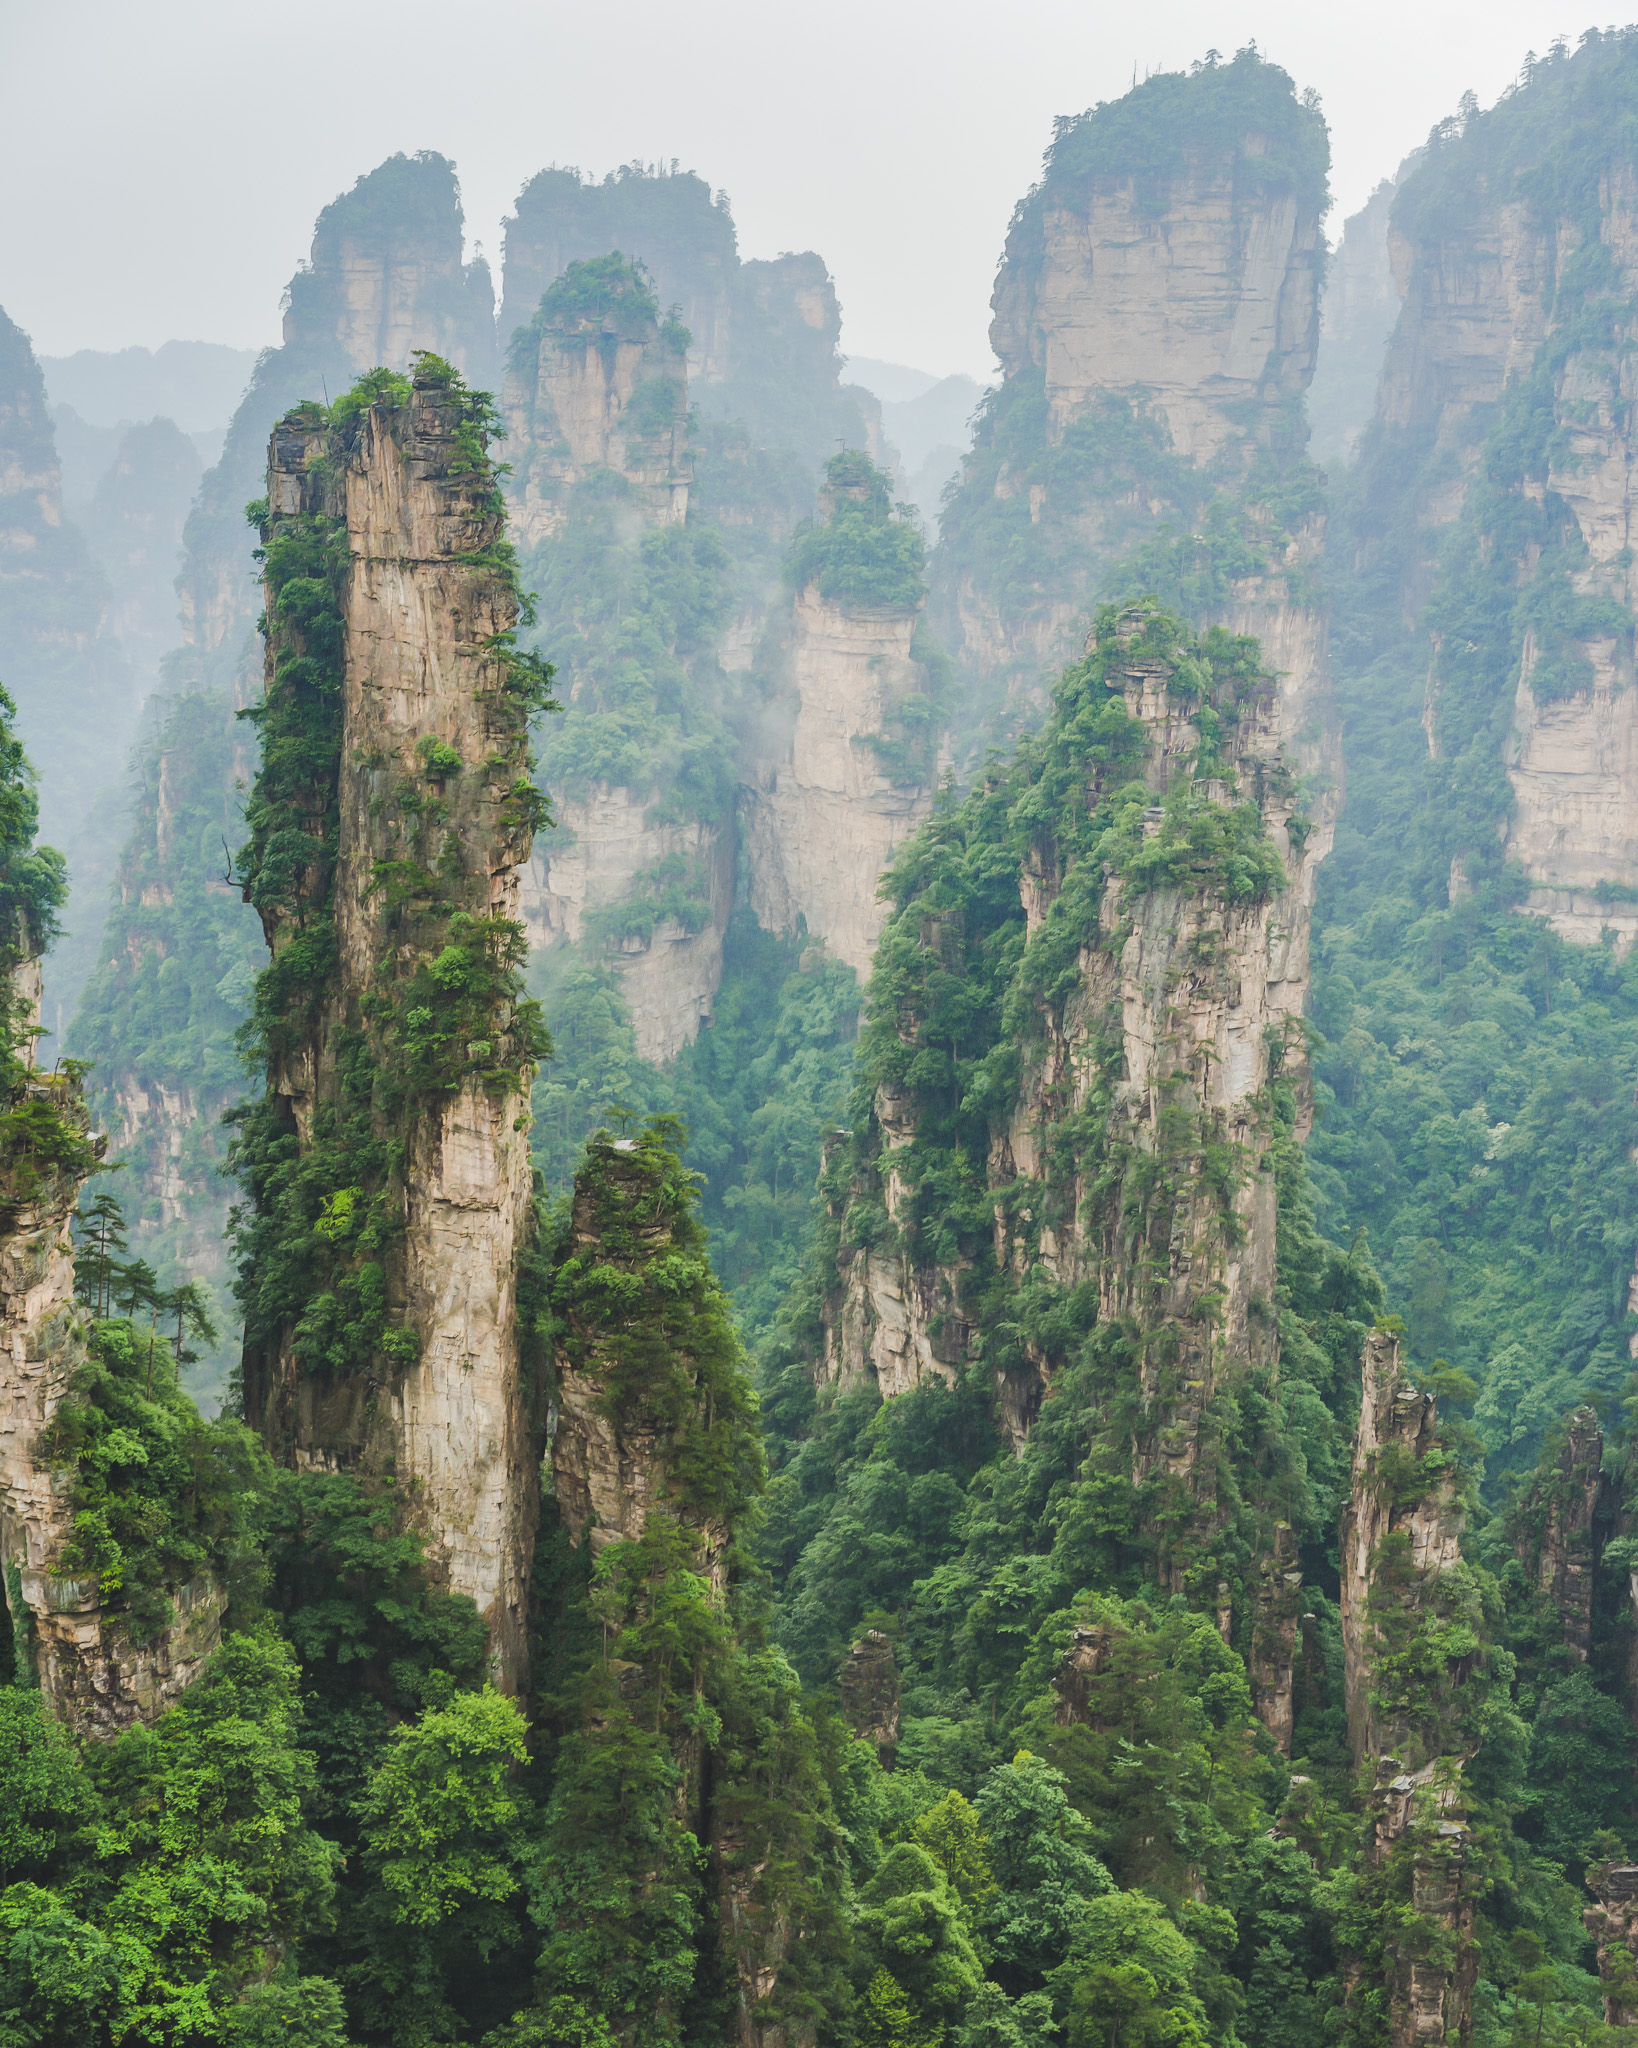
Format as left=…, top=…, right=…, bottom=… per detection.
left=934, top=49, right=1331, bottom=724
left=237, top=360, right=548, bottom=1688
left=1585, top=1860, right=1638, bottom=2026
left=741, top=451, right=942, bottom=981
left=1339, top=1327, right=1484, bottom=2048
left=811, top=601, right=1331, bottom=1727
left=501, top=252, right=690, bottom=547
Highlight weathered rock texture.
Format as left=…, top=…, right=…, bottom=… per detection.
left=825, top=623, right=1321, bottom=1443
left=1360, top=48, right=1638, bottom=937
left=1339, top=1329, right=1481, bottom=2048
left=989, top=169, right=1319, bottom=462
left=0, top=1038, right=220, bottom=1731
left=177, top=153, right=496, bottom=699
left=933, top=53, right=1331, bottom=706
left=815, top=609, right=1326, bottom=1729
left=1340, top=1329, right=1465, bottom=1760
left=741, top=583, right=937, bottom=980
left=500, top=164, right=872, bottom=470
left=525, top=795, right=734, bottom=1064
left=241, top=371, right=539, bottom=1687
left=502, top=281, right=690, bottom=546
left=1585, top=1860, right=1638, bottom=2026
left=837, top=1629, right=900, bottom=1766
left=549, top=1137, right=718, bottom=1564
left=1510, top=1405, right=1605, bottom=1661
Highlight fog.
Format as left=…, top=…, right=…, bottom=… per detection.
left=1, top=0, right=1590, bottom=375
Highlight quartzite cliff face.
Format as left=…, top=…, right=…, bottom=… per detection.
left=1361, top=42, right=1638, bottom=948
left=176, top=152, right=496, bottom=700
left=0, top=990, right=222, bottom=1732
left=813, top=603, right=1326, bottom=1742
left=1339, top=1328, right=1483, bottom=2048
left=934, top=53, right=1331, bottom=730
left=240, top=366, right=540, bottom=1688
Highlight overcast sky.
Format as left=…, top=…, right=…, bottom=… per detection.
left=0, top=0, right=1594, bottom=378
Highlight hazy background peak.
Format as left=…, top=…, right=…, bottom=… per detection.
left=1, top=0, right=1589, bottom=373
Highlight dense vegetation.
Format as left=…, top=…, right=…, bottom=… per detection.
left=13, top=38, right=1638, bottom=2048
left=1312, top=25, right=1638, bottom=1490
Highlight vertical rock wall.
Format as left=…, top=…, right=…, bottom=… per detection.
left=502, top=280, right=690, bottom=547
left=0, top=1051, right=222, bottom=1731
left=933, top=54, right=1331, bottom=711
left=1339, top=1328, right=1481, bottom=2048
left=740, top=585, right=937, bottom=980
left=1361, top=52, right=1638, bottom=943
left=242, top=369, right=539, bottom=1687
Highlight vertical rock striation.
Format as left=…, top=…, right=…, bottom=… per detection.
left=177, top=152, right=497, bottom=701
left=237, top=361, right=544, bottom=1687
left=502, top=258, right=690, bottom=547
left=1356, top=37, right=1638, bottom=944
left=1339, top=1327, right=1483, bottom=2048
left=933, top=50, right=1331, bottom=724
left=740, top=457, right=942, bottom=980
left=808, top=601, right=1333, bottom=1719
left=506, top=256, right=729, bottom=1064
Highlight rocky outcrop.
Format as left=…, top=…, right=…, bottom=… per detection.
left=1361, top=43, right=1638, bottom=933
left=740, top=585, right=937, bottom=980
left=1339, top=1329, right=1466, bottom=1762
left=1339, top=1329, right=1482, bottom=2048
left=502, top=265, right=690, bottom=546
left=501, top=164, right=738, bottom=382
left=500, top=165, right=872, bottom=471
left=176, top=152, right=495, bottom=698
left=825, top=618, right=1321, bottom=1426
left=1585, top=1861, right=1638, bottom=2026
left=240, top=367, right=539, bottom=1688
left=0, top=1035, right=220, bottom=1731
left=989, top=166, right=1320, bottom=463
left=1249, top=1520, right=1303, bottom=1751
left=523, top=795, right=732, bottom=1065
left=934, top=52, right=1331, bottom=702
left=837, top=1629, right=900, bottom=1766
left=816, top=602, right=1328, bottom=1746
left=1510, top=1405, right=1604, bottom=1660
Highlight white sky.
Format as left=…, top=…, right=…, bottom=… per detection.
left=0, top=0, right=1595, bottom=378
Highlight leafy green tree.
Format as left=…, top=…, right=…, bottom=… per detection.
left=344, top=1689, right=534, bottom=2044
left=1051, top=1891, right=1214, bottom=2048
left=480, top=1998, right=619, bottom=2048
left=857, top=1965, right=944, bottom=2048
left=225, top=1972, right=356, bottom=2047
left=358, top=1688, right=530, bottom=1927
left=0, top=1691, right=98, bottom=1889
left=90, top=1628, right=339, bottom=2003
left=913, top=1791, right=997, bottom=1928
left=855, top=1843, right=985, bottom=2029
left=972, top=1754, right=1111, bottom=1996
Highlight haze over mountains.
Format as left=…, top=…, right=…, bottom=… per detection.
left=6, top=28, right=1638, bottom=2048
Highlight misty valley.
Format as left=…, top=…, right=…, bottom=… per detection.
left=5, top=32, right=1638, bottom=2048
